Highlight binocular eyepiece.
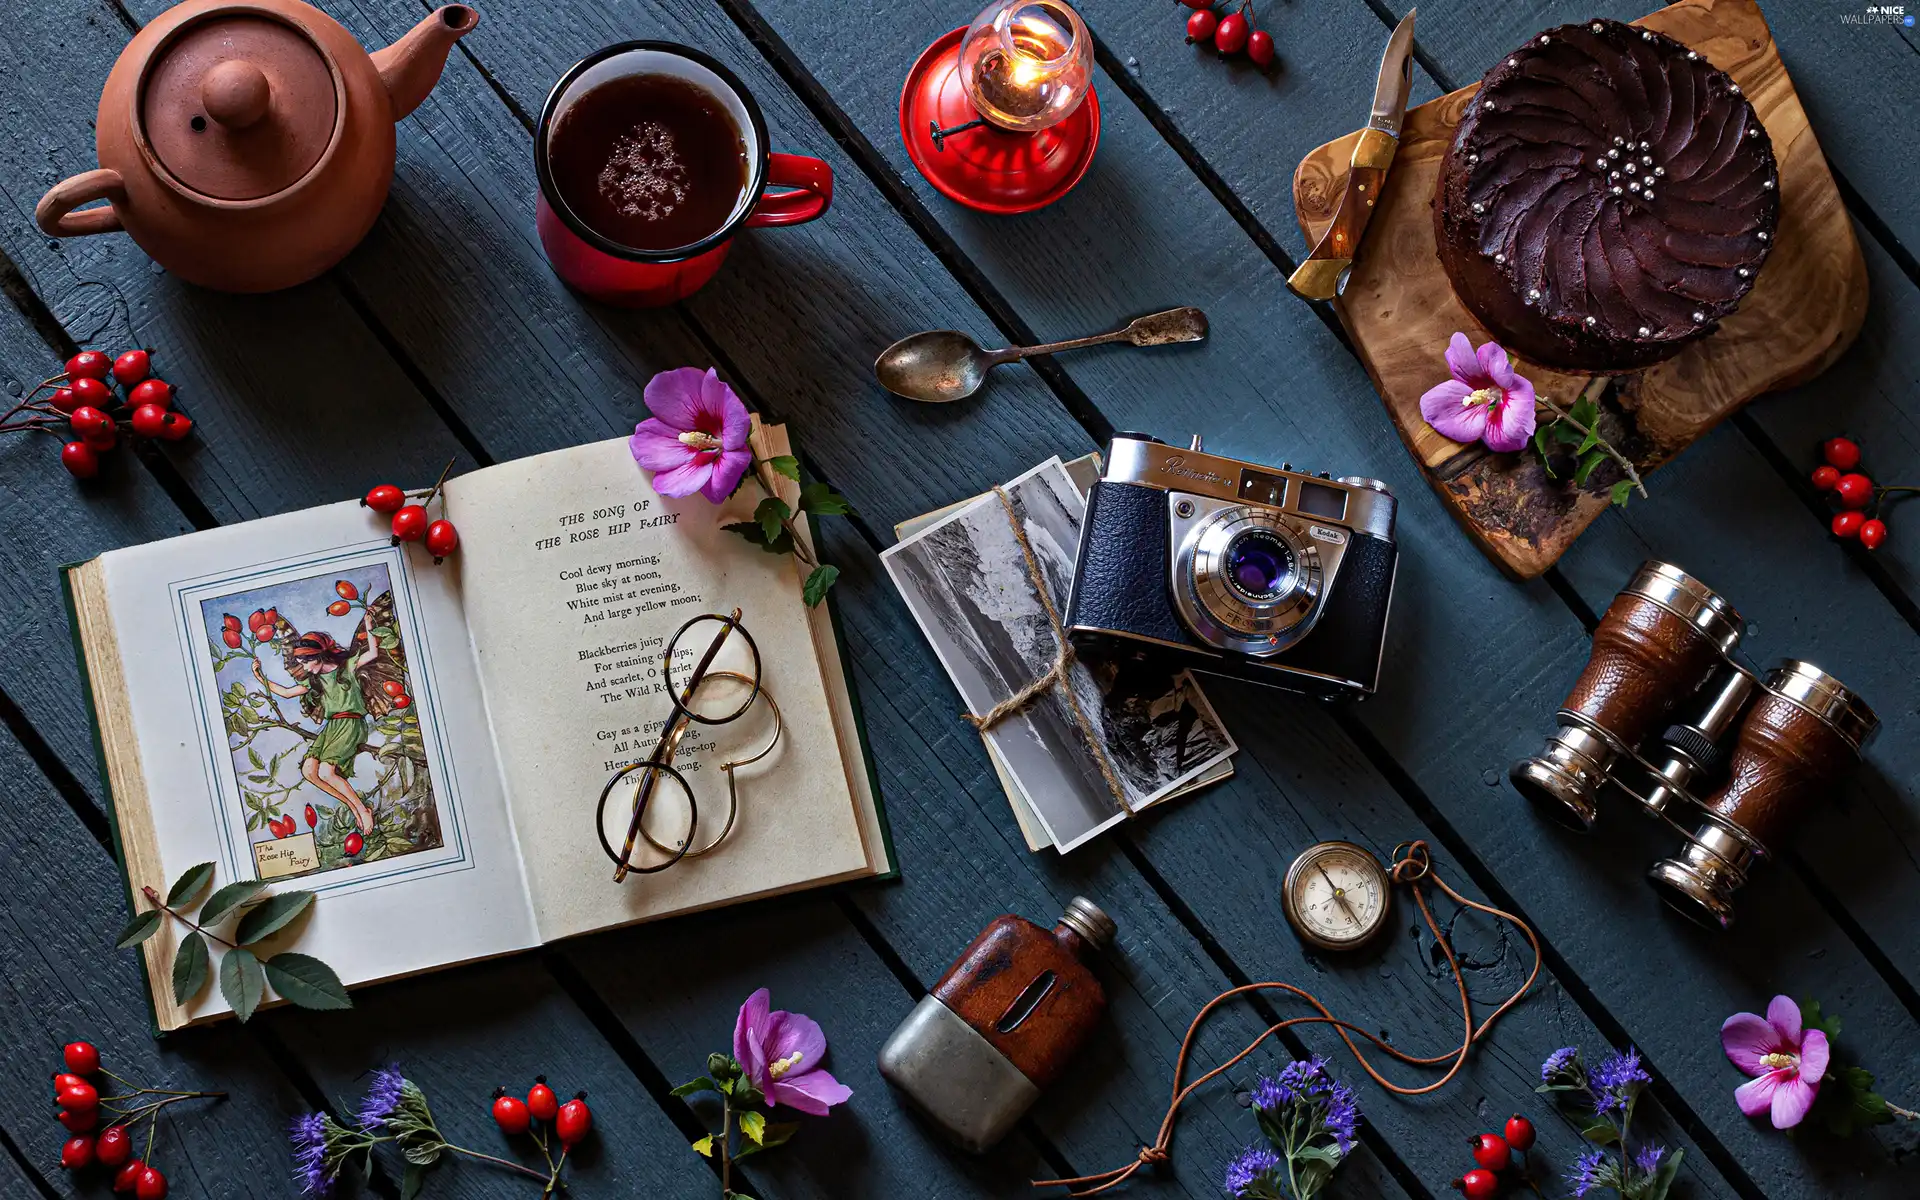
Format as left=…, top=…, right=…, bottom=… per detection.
left=1511, top=562, right=1877, bottom=929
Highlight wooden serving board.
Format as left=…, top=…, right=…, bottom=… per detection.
left=1292, top=0, right=1867, bottom=579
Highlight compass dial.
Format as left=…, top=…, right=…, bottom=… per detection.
left=1283, top=842, right=1390, bottom=951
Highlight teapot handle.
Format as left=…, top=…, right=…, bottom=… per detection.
left=36, top=170, right=126, bottom=237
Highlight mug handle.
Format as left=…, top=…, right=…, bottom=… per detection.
left=746, top=153, right=832, bottom=228
left=36, top=169, right=126, bottom=237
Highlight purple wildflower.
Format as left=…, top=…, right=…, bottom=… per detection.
left=290, top=1112, right=334, bottom=1197
left=356, top=1065, right=406, bottom=1129
left=1249, top=1075, right=1288, bottom=1113
left=1591, top=1047, right=1651, bottom=1112
left=1541, top=1046, right=1582, bottom=1084
left=1223, top=1144, right=1282, bottom=1197
left=1634, top=1143, right=1668, bottom=1175
left=1323, top=1079, right=1361, bottom=1154
left=1565, top=1148, right=1612, bottom=1197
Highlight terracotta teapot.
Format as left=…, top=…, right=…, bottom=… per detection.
left=35, top=0, right=478, bottom=292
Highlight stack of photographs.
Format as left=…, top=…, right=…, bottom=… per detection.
left=885, top=455, right=1236, bottom=853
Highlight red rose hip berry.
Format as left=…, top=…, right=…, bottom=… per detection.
left=50, top=386, right=81, bottom=413
left=1454, top=1169, right=1499, bottom=1200
left=1859, top=519, right=1888, bottom=550
left=61, top=1135, right=94, bottom=1170
left=425, top=519, right=459, bottom=560
left=391, top=505, right=429, bottom=542
left=135, top=1165, right=169, bottom=1200
left=1469, top=1132, right=1509, bottom=1170
left=1832, top=511, right=1865, bottom=539
left=63, top=1042, right=101, bottom=1075
left=131, top=403, right=169, bottom=439
left=65, top=350, right=111, bottom=381
left=58, top=1107, right=100, bottom=1133
left=527, top=1077, right=558, bottom=1122
left=556, top=1095, right=592, bottom=1146
left=364, top=484, right=406, bottom=513
left=57, top=1080, right=99, bottom=1111
left=1811, top=465, right=1840, bottom=491
left=70, top=405, right=113, bottom=439
left=1247, top=28, right=1275, bottom=66
left=111, top=349, right=152, bottom=386
left=1834, top=473, right=1874, bottom=509
left=69, top=376, right=113, bottom=409
left=1185, top=8, right=1217, bottom=42
left=97, top=1125, right=133, bottom=1167
left=61, top=441, right=100, bottom=479
left=305, top=804, right=319, bottom=828
left=335, top=580, right=359, bottom=600
left=114, top=1160, right=146, bottom=1194
left=1823, top=437, right=1862, bottom=471
left=1503, top=1114, right=1536, bottom=1152
left=344, top=831, right=364, bottom=857
left=1214, top=10, right=1249, bottom=54
left=492, top=1092, right=531, bottom=1135
left=129, top=378, right=174, bottom=411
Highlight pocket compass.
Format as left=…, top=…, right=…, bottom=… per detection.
left=1282, top=841, right=1391, bottom=951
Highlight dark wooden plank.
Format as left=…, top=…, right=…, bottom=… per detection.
left=702, top=1, right=1920, bottom=1193
left=0, top=722, right=306, bottom=1197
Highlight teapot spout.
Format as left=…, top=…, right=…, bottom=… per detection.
left=372, top=4, right=479, bottom=121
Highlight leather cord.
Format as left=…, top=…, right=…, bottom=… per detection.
left=1033, top=841, right=1542, bottom=1196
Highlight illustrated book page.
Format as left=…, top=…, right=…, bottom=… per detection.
left=70, top=504, right=539, bottom=1031
left=445, top=429, right=887, bottom=942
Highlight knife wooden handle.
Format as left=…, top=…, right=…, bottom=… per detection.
left=1288, top=127, right=1398, bottom=301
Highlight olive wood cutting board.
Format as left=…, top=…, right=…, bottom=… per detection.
left=1292, top=0, right=1866, bottom=580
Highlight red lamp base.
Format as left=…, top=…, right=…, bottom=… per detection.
left=899, top=27, right=1101, bottom=215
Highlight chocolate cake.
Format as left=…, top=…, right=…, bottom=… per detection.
left=1435, top=19, right=1778, bottom=373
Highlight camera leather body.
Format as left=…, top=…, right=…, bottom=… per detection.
left=1067, top=478, right=1396, bottom=698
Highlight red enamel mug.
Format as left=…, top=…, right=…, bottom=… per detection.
left=535, top=42, right=832, bottom=307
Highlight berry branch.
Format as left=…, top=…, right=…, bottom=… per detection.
left=1529, top=375, right=1648, bottom=504
left=2, top=349, right=193, bottom=479
left=49, top=1040, right=223, bottom=1194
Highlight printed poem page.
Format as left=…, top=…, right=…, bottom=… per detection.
left=443, top=437, right=869, bottom=941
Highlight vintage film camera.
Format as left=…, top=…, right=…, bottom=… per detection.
left=1063, top=433, right=1398, bottom=699
left=1510, top=561, right=1878, bottom=928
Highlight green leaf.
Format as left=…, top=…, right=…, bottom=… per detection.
left=1296, top=1157, right=1334, bottom=1196
left=200, top=879, right=269, bottom=927
left=1577, top=423, right=1601, bottom=454
left=1568, top=395, right=1600, bottom=428
left=670, top=1076, right=718, bottom=1098
left=1802, top=998, right=1842, bottom=1039
left=400, top=1162, right=427, bottom=1200
left=733, top=1121, right=799, bottom=1160
left=739, top=1109, right=767, bottom=1145
left=248, top=746, right=264, bottom=769
left=1553, top=419, right=1586, bottom=446
left=166, top=861, right=217, bottom=908
left=172, top=930, right=210, bottom=1005
left=403, top=1139, right=443, bottom=1166
left=1610, top=479, right=1635, bottom=507
left=1813, top=1064, right=1892, bottom=1137
left=690, top=1135, right=714, bottom=1158
left=1580, top=1115, right=1621, bottom=1146
left=722, top=521, right=795, bottom=556
left=733, top=1081, right=764, bottom=1108
left=754, top=496, right=792, bottom=545
left=263, top=952, right=352, bottom=1010
left=220, top=946, right=266, bottom=1021
left=767, top=454, right=801, bottom=481
left=236, top=891, right=315, bottom=944
left=1574, top=447, right=1605, bottom=487
left=798, top=482, right=850, bottom=516
left=802, top=564, right=839, bottom=607
left=1642, top=1146, right=1684, bottom=1200
left=1533, top=426, right=1559, bottom=476
left=115, top=909, right=163, bottom=949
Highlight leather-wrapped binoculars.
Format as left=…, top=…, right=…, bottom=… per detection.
left=1511, top=561, right=1877, bottom=929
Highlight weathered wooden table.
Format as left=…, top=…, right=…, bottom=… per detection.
left=3, top=1, right=1916, bottom=1196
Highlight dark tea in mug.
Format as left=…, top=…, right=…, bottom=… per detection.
left=547, top=73, right=749, bottom=253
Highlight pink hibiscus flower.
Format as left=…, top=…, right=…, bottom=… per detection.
left=1418, top=331, right=1537, bottom=453
left=733, top=988, right=851, bottom=1117
left=1722, top=995, right=1828, bottom=1129
left=629, top=367, right=752, bottom=502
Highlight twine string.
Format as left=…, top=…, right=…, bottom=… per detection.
left=1033, top=840, right=1542, bottom=1196
left=962, top=486, right=1130, bottom=812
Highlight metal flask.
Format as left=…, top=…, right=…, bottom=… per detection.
left=878, top=897, right=1115, bottom=1153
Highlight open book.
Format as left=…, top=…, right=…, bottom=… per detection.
left=66, top=426, right=892, bottom=1031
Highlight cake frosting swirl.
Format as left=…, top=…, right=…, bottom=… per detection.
left=1434, top=19, right=1778, bottom=372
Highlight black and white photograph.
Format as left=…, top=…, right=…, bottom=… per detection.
left=883, top=458, right=1237, bottom=852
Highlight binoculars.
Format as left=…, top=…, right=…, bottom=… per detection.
left=1511, top=561, right=1877, bottom=929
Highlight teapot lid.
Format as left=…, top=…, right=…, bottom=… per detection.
left=139, top=14, right=339, bottom=201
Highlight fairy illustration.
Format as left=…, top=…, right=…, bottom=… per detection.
left=249, top=590, right=410, bottom=836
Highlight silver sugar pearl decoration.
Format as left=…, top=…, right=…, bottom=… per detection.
left=1758, top=231, right=1769, bottom=240
left=1540, top=34, right=1550, bottom=44
left=1642, top=30, right=1655, bottom=40
left=1610, top=185, right=1623, bottom=195
left=1730, top=84, right=1741, bottom=94
left=1472, top=202, right=1485, bottom=214
left=1624, top=161, right=1636, bottom=174
left=1629, top=181, right=1641, bottom=192
left=1468, top=153, right=1479, bottom=164
left=1609, top=148, right=1620, bottom=160
left=1653, top=166, right=1665, bottom=177
left=1748, top=128, right=1760, bottom=138
left=1592, top=22, right=1604, bottom=32
left=1609, top=171, right=1620, bottom=181
left=1687, top=50, right=1698, bottom=59
left=1493, top=253, right=1505, bottom=264
left=1639, top=141, right=1650, bottom=150
left=1613, top=136, right=1625, bottom=146
left=1527, top=288, right=1541, bottom=301
left=1763, top=179, right=1774, bottom=189
left=1485, top=100, right=1497, bottom=112
left=1508, top=58, right=1517, bottom=67
left=1692, top=311, right=1706, bottom=323
left=1642, top=155, right=1654, bottom=165
left=1643, top=190, right=1655, bottom=202
left=1737, top=267, right=1750, bottom=277
left=1585, top=315, right=1598, bottom=326
left=1638, top=326, right=1652, bottom=337
left=1595, top=158, right=1608, bottom=169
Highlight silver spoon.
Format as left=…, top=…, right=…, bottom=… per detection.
left=875, top=307, right=1209, bottom=403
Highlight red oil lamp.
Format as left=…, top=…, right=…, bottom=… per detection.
left=900, top=0, right=1101, bottom=213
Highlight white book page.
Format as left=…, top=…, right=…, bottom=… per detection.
left=443, top=438, right=869, bottom=942
left=99, top=501, right=538, bottom=1022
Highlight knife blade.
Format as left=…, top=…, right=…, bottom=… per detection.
left=1288, top=9, right=1417, bottom=301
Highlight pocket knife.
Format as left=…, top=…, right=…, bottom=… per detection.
left=1287, top=9, right=1417, bottom=301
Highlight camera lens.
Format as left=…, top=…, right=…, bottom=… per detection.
left=1224, top=530, right=1296, bottom=602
